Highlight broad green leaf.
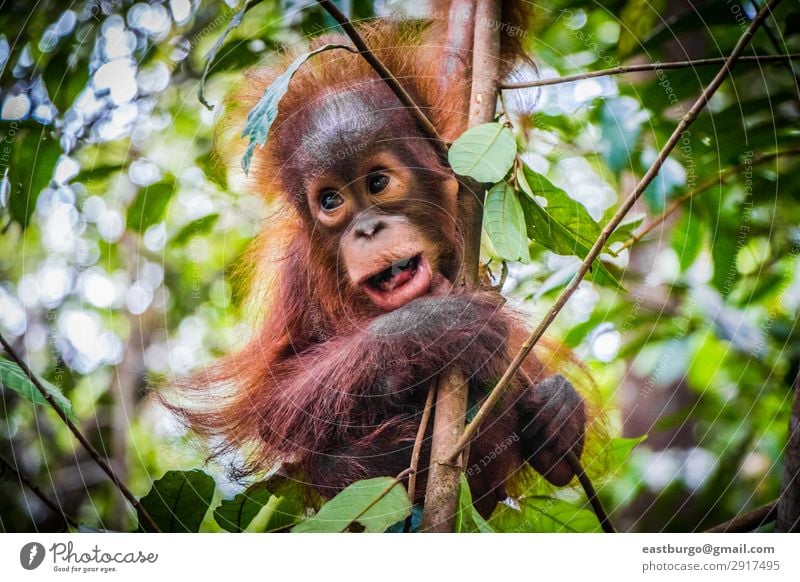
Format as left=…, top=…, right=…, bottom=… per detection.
left=138, top=470, right=216, bottom=533
left=517, top=165, right=601, bottom=248
left=489, top=496, right=602, bottom=533
left=171, top=214, right=220, bottom=247
left=483, top=182, right=530, bottom=263
left=291, top=477, right=410, bottom=533
left=456, top=474, right=494, bottom=533
left=198, top=0, right=265, bottom=109
left=7, top=130, right=61, bottom=229
left=126, top=178, right=176, bottom=233
left=259, top=475, right=309, bottom=532
left=672, top=213, right=704, bottom=271
left=262, top=492, right=305, bottom=532
left=448, top=122, right=516, bottom=183
left=516, top=166, right=622, bottom=289
left=0, top=358, right=76, bottom=422
left=241, top=44, right=352, bottom=174
left=213, top=483, right=272, bottom=533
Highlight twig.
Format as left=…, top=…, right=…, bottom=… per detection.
left=315, top=0, right=444, bottom=145
left=706, top=500, right=778, bottom=532
left=566, top=451, right=616, bottom=533
left=404, top=381, right=436, bottom=532
left=446, top=0, right=784, bottom=466
left=0, top=333, right=160, bottom=532
left=0, top=453, right=80, bottom=529
left=501, top=53, right=800, bottom=90
left=617, top=148, right=800, bottom=252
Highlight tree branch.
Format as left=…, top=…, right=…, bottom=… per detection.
left=446, top=0, right=784, bottom=465
left=501, top=53, right=800, bottom=90
left=617, top=148, right=800, bottom=253
left=0, top=333, right=160, bottom=532
left=706, top=500, right=778, bottom=532
left=315, top=0, right=444, bottom=145
left=777, top=370, right=800, bottom=531
left=0, top=453, right=79, bottom=529
left=421, top=0, right=502, bottom=534
left=404, top=381, right=436, bottom=532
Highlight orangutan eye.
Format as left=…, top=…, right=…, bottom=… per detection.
left=367, top=173, right=389, bottom=194
left=319, top=190, right=344, bottom=211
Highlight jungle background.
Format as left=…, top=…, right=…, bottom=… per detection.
left=0, top=0, right=799, bottom=532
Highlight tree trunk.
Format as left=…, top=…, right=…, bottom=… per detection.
left=421, top=0, right=502, bottom=532
left=777, top=370, right=800, bottom=531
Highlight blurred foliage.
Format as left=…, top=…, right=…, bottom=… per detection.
left=0, top=0, right=799, bottom=532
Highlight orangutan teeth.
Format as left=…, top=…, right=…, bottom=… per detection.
left=366, top=254, right=421, bottom=292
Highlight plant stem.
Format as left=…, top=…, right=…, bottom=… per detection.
left=404, top=381, right=436, bottom=532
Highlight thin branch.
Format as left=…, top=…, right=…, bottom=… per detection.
left=618, top=148, right=800, bottom=252
left=501, top=53, right=800, bottom=90
left=566, top=451, right=615, bottom=533
left=0, top=453, right=80, bottom=529
left=404, top=381, right=436, bottom=532
left=706, top=500, right=778, bottom=532
left=315, top=0, right=444, bottom=145
left=446, top=0, right=784, bottom=466
left=0, top=333, right=160, bottom=532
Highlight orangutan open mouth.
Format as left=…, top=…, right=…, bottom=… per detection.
left=362, top=253, right=432, bottom=311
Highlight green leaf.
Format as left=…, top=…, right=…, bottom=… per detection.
left=483, top=182, right=530, bottom=263
left=448, top=123, right=516, bottom=183
left=672, top=213, right=704, bottom=271
left=7, top=130, right=61, bottom=229
left=517, top=165, right=602, bottom=248
left=456, top=474, right=494, bottom=533
left=0, top=358, right=76, bottom=422
left=291, top=477, right=410, bottom=533
left=198, top=0, right=265, bottom=109
left=489, top=496, right=602, bottom=533
left=170, top=214, right=220, bottom=247
left=138, top=470, right=216, bottom=532
left=126, top=178, right=176, bottom=233
left=516, top=165, right=622, bottom=289
left=241, top=43, right=352, bottom=174
left=213, top=483, right=272, bottom=533
left=262, top=492, right=305, bottom=532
